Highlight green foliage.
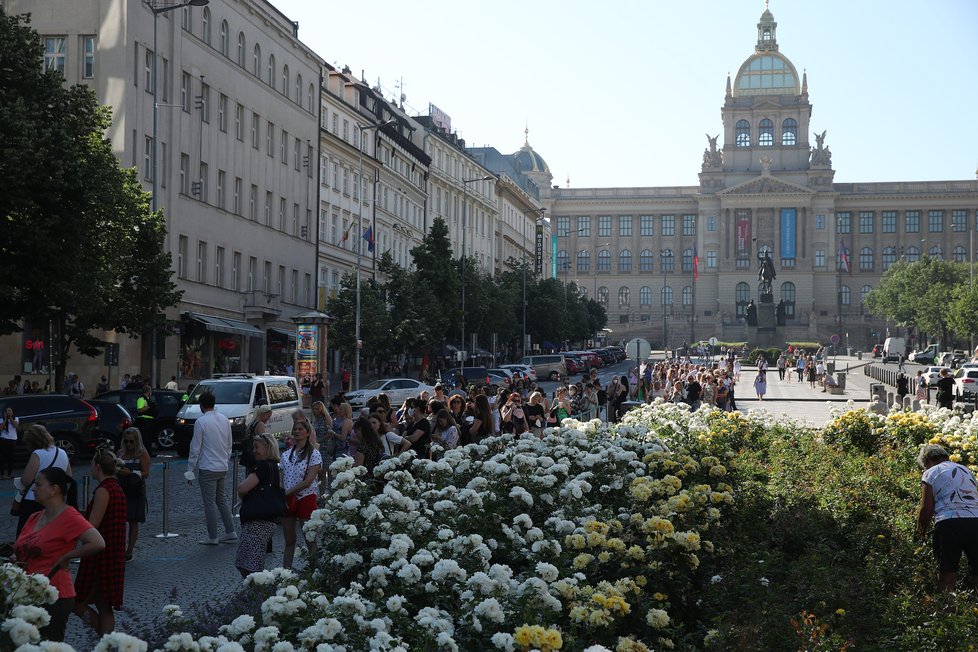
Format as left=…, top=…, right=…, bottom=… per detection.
left=747, top=347, right=783, bottom=364
left=947, top=282, right=978, bottom=342
left=786, top=341, right=822, bottom=352
left=0, top=10, right=181, bottom=388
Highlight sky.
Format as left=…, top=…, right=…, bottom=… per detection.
left=273, top=0, right=978, bottom=188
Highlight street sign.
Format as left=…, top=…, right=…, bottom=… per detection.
left=830, top=334, right=841, bottom=345
left=625, top=337, right=652, bottom=361
left=104, top=342, right=120, bottom=367
left=709, top=337, right=718, bottom=346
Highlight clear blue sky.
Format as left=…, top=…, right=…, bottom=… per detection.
left=274, top=0, right=978, bottom=188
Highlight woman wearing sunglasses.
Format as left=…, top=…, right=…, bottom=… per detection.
left=117, top=426, right=151, bottom=561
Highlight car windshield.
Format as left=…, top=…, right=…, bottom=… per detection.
left=357, top=380, right=387, bottom=391
left=186, top=381, right=252, bottom=405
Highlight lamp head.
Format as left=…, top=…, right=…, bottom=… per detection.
left=188, top=0, right=209, bottom=5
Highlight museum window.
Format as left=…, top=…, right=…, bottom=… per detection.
left=661, top=215, right=675, bottom=236
left=44, top=37, right=65, bottom=76
left=682, top=214, right=696, bottom=236
left=707, top=216, right=717, bottom=232
left=836, top=212, right=851, bottom=234
left=639, top=286, right=652, bottom=306
left=780, top=282, right=796, bottom=319
left=758, top=118, right=774, bottom=146
left=929, top=246, right=943, bottom=261
left=781, top=118, right=797, bottom=146
left=681, top=248, right=693, bottom=273
left=951, top=209, right=966, bottom=232
left=840, top=285, right=851, bottom=306
left=815, top=214, right=825, bottom=230
left=597, top=287, right=609, bottom=306
left=639, top=249, right=654, bottom=272
left=598, top=215, right=612, bottom=237
left=735, top=119, right=750, bottom=147
left=556, top=216, right=569, bottom=236
left=640, top=215, right=654, bottom=236
left=735, top=282, right=750, bottom=318
left=707, top=250, right=717, bottom=268
left=619, top=215, right=632, bottom=237
left=905, top=246, right=920, bottom=262
left=597, top=250, right=611, bottom=272
left=618, top=249, right=632, bottom=273
left=661, top=249, right=674, bottom=273
left=905, top=210, right=919, bottom=233
left=661, top=286, right=673, bottom=310
left=814, top=249, right=826, bottom=268
left=556, top=250, right=568, bottom=272
left=682, top=286, right=693, bottom=307
left=953, top=245, right=967, bottom=262
left=736, top=256, right=751, bottom=270
left=859, top=247, right=873, bottom=271
left=577, top=250, right=590, bottom=273
left=928, top=210, right=944, bottom=232
left=860, top=285, right=872, bottom=310
left=618, top=287, right=630, bottom=308
left=882, top=247, right=897, bottom=270
left=859, top=211, right=874, bottom=233
left=882, top=211, right=896, bottom=233
left=576, top=216, right=590, bottom=237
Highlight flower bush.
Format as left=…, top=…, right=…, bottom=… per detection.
left=0, top=562, right=60, bottom=651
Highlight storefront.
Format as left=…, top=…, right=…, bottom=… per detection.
left=179, top=312, right=263, bottom=380
left=266, top=327, right=297, bottom=376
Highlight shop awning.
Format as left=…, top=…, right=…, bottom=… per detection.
left=185, top=312, right=263, bottom=338
left=267, top=327, right=297, bottom=341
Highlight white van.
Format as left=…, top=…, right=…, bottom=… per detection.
left=882, top=337, right=905, bottom=364
left=519, top=354, right=567, bottom=381
left=174, top=374, right=300, bottom=456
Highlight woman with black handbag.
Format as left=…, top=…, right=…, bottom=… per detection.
left=234, top=433, right=285, bottom=577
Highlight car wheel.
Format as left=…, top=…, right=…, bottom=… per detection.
left=53, top=434, right=80, bottom=460
left=156, top=427, right=176, bottom=449
left=549, top=371, right=560, bottom=381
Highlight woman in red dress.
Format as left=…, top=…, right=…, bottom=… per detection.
left=73, top=447, right=128, bottom=635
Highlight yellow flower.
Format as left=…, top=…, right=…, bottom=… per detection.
left=544, top=629, right=563, bottom=650
left=835, top=608, right=846, bottom=616
left=598, top=551, right=612, bottom=563
left=514, top=626, right=532, bottom=647
left=572, top=553, right=593, bottom=569
left=646, top=608, right=670, bottom=629
left=950, top=453, right=962, bottom=463
left=569, top=606, right=588, bottom=622
left=653, top=592, right=668, bottom=601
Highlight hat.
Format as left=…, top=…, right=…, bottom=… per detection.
left=257, top=405, right=273, bottom=416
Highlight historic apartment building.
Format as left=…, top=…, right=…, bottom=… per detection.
left=542, top=7, right=978, bottom=349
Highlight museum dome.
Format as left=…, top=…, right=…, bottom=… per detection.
left=513, top=128, right=550, bottom=174
left=731, top=6, right=801, bottom=98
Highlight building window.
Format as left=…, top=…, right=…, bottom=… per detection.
left=219, top=20, right=228, bottom=57
left=815, top=214, right=825, bottom=230
left=905, top=210, right=920, bottom=233
left=266, top=122, right=274, bottom=156
left=251, top=112, right=259, bottom=148
left=639, top=249, right=654, bottom=272
left=929, top=246, right=943, bottom=261
left=142, top=136, right=152, bottom=180
left=619, top=216, right=632, bottom=237
left=859, top=247, right=874, bottom=271
left=233, top=177, right=241, bottom=214
left=249, top=185, right=257, bottom=220
left=556, top=250, right=568, bottom=273
left=707, top=216, right=717, bottom=232
left=882, top=210, right=896, bottom=233
left=681, top=248, right=693, bottom=272
left=598, top=215, right=611, bottom=237
left=283, top=130, right=290, bottom=164
left=282, top=64, right=289, bottom=96
left=247, top=257, right=257, bottom=291
left=814, top=249, right=826, bottom=268
left=860, top=285, right=872, bottom=307
left=236, top=32, right=245, bottom=67
left=781, top=118, right=797, bottom=145
left=217, top=170, right=226, bottom=209
left=308, top=83, right=315, bottom=113
left=295, top=74, right=302, bottom=104
left=781, top=282, right=796, bottom=318
left=758, top=118, right=774, bottom=146
left=682, top=286, right=693, bottom=307
left=263, top=261, right=271, bottom=294
left=196, top=162, right=207, bottom=200
left=231, top=252, right=240, bottom=291
left=201, top=8, right=210, bottom=43
left=882, top=247, right=897, bottom=270
left=215, top=246, right=225, bottom=288
left=929, top=210, right=944, bottom=232
left=596, top=250, right=611, bottom=272
left=264, top=192, right=272, bottom=225
left=82, top=35, right=95, bottom=78
left=556, top=216, right=569, bottom=237
left=179, top=153, right=189, bottom=194
left=735, top=281, right=749, bottom=318
left=294, top=137, right=302, bottom=171
left=252, top=44, right=261, bottom=77
left=576, top=216, right=590, bottom=237
left=840, top=285, right=851, bottom=306
left=859, top=211, right=874, bottom=233
left=905, top=246, right=920, bottom=262
left=619, top=249, right=632, bottom=273
left=682, top=214, right=696, bottom=236
left=640, top=215, right=653, bottom=236
left=218, top=94, right=227, bottom=132
left=661, top=249, right=674, bottom=272
left=597, top=287, right=609, bottom=306
left=234, top=103, right=243, bottom=140
left=836, top=212, right=851, bottom=234
left=577, top=250, right=590, bottom=273
left=735, top=119, right=750, bottom=147
left=267, top=54, right=275, bottom=86
left=43, top=37, right=66, bottom=75
left=661, top=215, right=675, bottom=236
left=196, top=241, right=207, bottom=283
left=707, top=250, right=717, bottom=268
left=952, top=209, right=967, bottom=232
left=180, top=71, right=191, bottom=111
left=618, top=287, right=630, bottom=308
left=953, top=245, right=967, bottom=262
left=661, top=286, right=673, bottom=308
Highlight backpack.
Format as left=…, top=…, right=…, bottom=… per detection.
left=597, top=389, right=607, bottom=406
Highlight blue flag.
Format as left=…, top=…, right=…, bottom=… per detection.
left=363, top=226, right=375, bottom=253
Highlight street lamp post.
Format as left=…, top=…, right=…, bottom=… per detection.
left=148, top=0, right=208, bottom=388
left=461, top=176, right=492, bottom=374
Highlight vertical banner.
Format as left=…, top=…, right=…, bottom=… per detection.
left=534, top=222, right=544, bottom=274
left=551, top=234, right=558, bottom=279
left=735, top=209, right=751, bottom=256
left=780, top=208, right=796, bottom=260
left=296, top=324, right=319, bottom=378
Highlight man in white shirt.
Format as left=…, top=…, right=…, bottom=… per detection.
left=165, top=375, right=179, bottom=391
left=186, top=392, right=236, bottom=545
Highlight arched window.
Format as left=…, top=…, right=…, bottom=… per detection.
left=267, top=54, right=275, bottom=87
left=780, top=281, right=796, bottom=318
left=308, top=83, right=315, bottom=113
left=929, top=245, right=943, bottom=261
left=580, top=287, right=588, bottom=300
left=860, top=285, right=873, bottom=305
left=597, top=249, right=611, bottom=272
left=618, top=287, right=630, bottom=308
left=682, top=286, right=693, bottom=306
left=253, top=44, right=261, bottom=77
left=859, top=247, right=874, bottom=271
left=219, top=20, right=228, bottom=57
left=577, top=250, right=590, bottom=273
left=661, top=249, right=674, bottom=272
left=282, top=64, right=289, bottom=96
left=661, top=286, right=673, bottom=311
left=639, top=249, right=654, bottom=272
left=758, top=118, right=774, bottom=146
left=237, top=32, right=245, bottom=67
left=840, top=285, right=851, bottom=306
left=905, top=245, right=920, bottom=262
left=639, top=286, right=652, bottom=306
left=597, top=286, right=609, bottom=306
left=781, top=118, right=797, bottom=146
left=295, top=74, right=302, bottom=104
left=556, top=250, right=569, bottom=272
left=681, top=248, right=693, bottom=272
left=953, top=245, right=968, bottom=262
left=201, top=8, right=211, bottom=44
left=735, top=120, right=750, bottom=147
left=618, top=249, right=632, bottom=273
left=735, top=281, right=750, bottom=318
left=882, top=246, right=897, bottom=270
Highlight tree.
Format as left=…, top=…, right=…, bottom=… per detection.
left=410, top=217, right=460, bottom=346
left=326, top=273, right=391, bottom=375
left=0, top=10, right=181, bottom=387
left=948, top=282, right=978, bottom=344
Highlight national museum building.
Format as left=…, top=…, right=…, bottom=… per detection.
left=540, top=8, right=978, bottom=349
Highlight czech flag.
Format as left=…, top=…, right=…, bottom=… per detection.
left=692, top=243, right=699, bottom=281
left=839, top=238, right=851, bottom=275
left=363, top=225, right=375, bottom=253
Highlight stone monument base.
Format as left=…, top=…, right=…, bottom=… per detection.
left=757, top=302, right=776, bottom=332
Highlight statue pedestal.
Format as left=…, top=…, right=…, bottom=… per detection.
left=757, top=302, right=776, bottom=332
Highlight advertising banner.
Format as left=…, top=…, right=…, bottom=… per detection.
left=534, top=222, right=544, bottom=274
left=735, top=209, right=751, bottom=256
left=780, top=208, right=796, bottom=260
left=551, top=234, right=558, bottom=279
left=296, top=324, right=319, bottom=377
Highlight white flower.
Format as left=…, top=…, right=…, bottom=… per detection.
left=9, top=605, right=50, bottom=628
left=535, top=562, right=559, bottom=582
left=473, top=598, right=505, bottom=624
left=491, top=632, right=515, bottom=652
left=345, top=525, right=358, bottom=537
left=2, top=618, right=39, bottom=646
left=710, top=574, right=722, bottom=584
left=646, top=607, right=670, bottom=629
left=759, top=576, right=770, bottom=587
left=386, top=595, right=405, bottom=612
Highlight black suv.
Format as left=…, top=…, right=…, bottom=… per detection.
left=439, top=367, right=491, bottom=389
left=0, top=394, right=102, bottom=460
left=93, top=389, right=185, bottom=449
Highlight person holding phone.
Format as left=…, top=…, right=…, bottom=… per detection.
left=1, top=406, right=18, bottom=479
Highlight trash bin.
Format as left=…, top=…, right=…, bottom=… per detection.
left=826, top=362, right=836, bottom=374
left=857, top=351, right=863, bottom=361
left=836, top=372, right=847, bottom=390
left=869, top=382, right=884, bottom=400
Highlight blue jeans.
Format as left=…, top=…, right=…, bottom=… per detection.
left=198, top=469, right=235, bottom=539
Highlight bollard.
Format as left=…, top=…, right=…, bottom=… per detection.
left=155, top=460, right=180, bottom=539
left=231, top=451, right=241, bottom=517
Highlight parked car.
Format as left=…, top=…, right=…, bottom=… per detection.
left=345, top=378, right=436, bottom=410
left=871, top=344, right=882, bottom=358
left=487, top=371, right=511, bottom=390
left=882, top=337, right=905, bottom=364
left=606, top=346, right=627, bottom=362
left=566, top=351, right=602, bottom=370
left=589, top=349, right=616, bottom=365
left=562, top=356, right=582, bottom=376
left=923, top=366, right=951, bottom=386
left=517, top=355, right=567, bottom=381
left=909, top=344, right=940, bottom=365
left=487, top=368, right=515, bottom=383
left=938, top=350, right=968, bottom=368
left=440, top=367, right=492, bottom=389
left=0, top=394, right=102, bottom=460
left=499, top=364, right=537, bottom=382
left=954, top=368, right=978, bottom=398
left=87, top=400, right=135, bottom=448
left=93, top=388, right=185, bottom=450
